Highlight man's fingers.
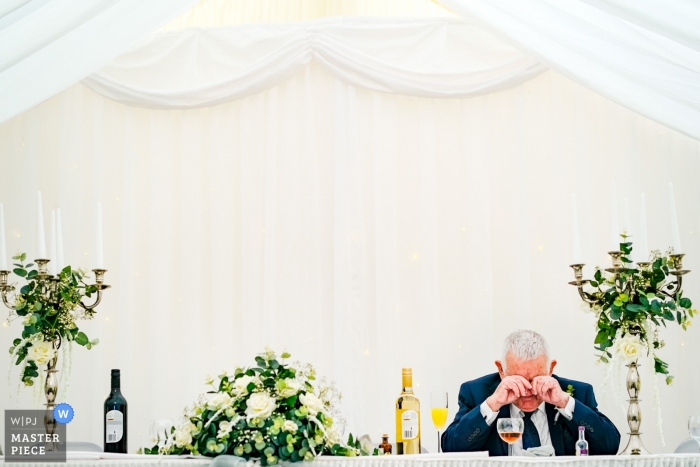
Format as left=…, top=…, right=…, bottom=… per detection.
left=515, top=375, right=533, bottom=390
left=512, top=379, right=528, bottom=398
left=505, top=380, right=521, bottom=398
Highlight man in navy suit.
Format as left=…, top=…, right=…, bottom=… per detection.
left=442, top=330, right=620, bottom=456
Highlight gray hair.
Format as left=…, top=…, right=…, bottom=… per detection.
left=502, top=330, right=550, bottom=368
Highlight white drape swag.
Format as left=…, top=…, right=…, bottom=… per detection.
left=81, top=18, right=545, bottom=108
left=437, top=0, right=700, bottom=141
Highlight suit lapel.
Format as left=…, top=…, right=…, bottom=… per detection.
left=545, top=403, right=565, bottom=456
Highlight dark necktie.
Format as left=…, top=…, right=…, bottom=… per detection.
left=522, top=411, right=541, bottom=449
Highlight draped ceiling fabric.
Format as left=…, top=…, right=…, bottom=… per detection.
left=437, top=0, right=700, bottom=141
left=0, top=0, right=200, bottom=124
left=1, top=0, right=700, bottom=456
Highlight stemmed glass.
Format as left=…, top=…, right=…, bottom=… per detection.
left=689, top=416, right=700, bottom=447
left=149, top=419, right=174, bottom=449
left=497, top=418, right=524, bottom=445
left=430, top=392, right=448, bottom=453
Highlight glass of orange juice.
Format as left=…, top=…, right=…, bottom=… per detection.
left=430, top=392, right=448, bottom=453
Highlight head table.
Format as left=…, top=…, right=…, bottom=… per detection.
left=2, top=452, right=700, bottom=467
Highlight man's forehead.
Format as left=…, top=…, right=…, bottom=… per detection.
left=504, top=354, right=548, bottom=376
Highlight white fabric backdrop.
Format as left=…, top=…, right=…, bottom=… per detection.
left=0, top=63, right=699, bottom=454
left=82, top=17, right=545, bottom=108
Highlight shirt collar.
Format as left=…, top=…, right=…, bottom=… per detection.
left=510, top=402, right=546, bottom=417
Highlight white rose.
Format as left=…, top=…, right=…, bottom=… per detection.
left=217, top=420, right=233, bottom=439
left=283, top=420, right=298, bottom=433
left=207, top=392, right=232, bottom=411
left=245, top=392, right=277, bottom=420
left=324, top=426, right=341, bottom=446
left=28, top=341, right=56, bottom=366
left=231, top=375, right=257, bottom=396
left=278, top=379, right=302, bottom=399
left=615, top=333, right=643, bottom=363
left=174, top=427, right=193, bottom=447
left=299, top=392, right=325, bottom=416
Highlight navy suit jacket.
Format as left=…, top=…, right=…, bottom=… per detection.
left=441, top=373, right=620, bottom=456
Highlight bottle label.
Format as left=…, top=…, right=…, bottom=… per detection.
left=401, top=410, right=419, bottom=440
left=106, top=410, right=124, bottom=443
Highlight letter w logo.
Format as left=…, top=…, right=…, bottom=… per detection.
left=58, top=409, right=69, bottom=418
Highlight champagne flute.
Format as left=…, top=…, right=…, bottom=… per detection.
left=430, top=392, right=448, bottom=453
left=497, top=418, right=524, bottom=444
left=689, top=416, right=700, bottom=447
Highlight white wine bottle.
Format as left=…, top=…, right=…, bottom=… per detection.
left=395, top=368, right=421, bottom=454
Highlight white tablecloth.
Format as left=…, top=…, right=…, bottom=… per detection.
left=1, top=453, right=699, bottom=467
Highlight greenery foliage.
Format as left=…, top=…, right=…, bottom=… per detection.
left=6, top=253, right=99, bottom=386
left=581, top=237, right=694, bottom=384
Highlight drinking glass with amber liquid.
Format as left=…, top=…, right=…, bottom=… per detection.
left=497, top=418, right=524, bottom=444
left=430, top=392, right=448, bottom=453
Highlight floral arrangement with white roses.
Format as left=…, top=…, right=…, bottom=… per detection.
left=143, top=349, right=376, bottom=464
left=581, top=236, right=695, bottom=384
left=6, top=253, right=99, bottom=386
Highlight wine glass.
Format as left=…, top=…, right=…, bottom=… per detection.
left=430, top=392, right=448, bottom=453
left=497, top=418, right=524, bottom=444
left=689, top=416, right=700, bottom=447
left=149, top=419, right=174, bottom=449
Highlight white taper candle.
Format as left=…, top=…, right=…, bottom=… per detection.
left=56, top=208, right=64, bottom=271
left=96, top=202, right=104, bottom=268
left=611, top=180, right=620, bottom=250
left=638, top=193, right=649, bottom=262
left=668, top=182, right=682, bottom=253
left=623, top=197, right=631, bottom=236
left=49, top=211, right=57, bottom=275
left=37, top=191, right=46, bottom=258
left=0, top=204, right=7, bottom=270
left=571, top=194, right=582, bottom=264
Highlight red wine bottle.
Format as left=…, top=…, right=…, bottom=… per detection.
left=104, top=369, right=128, bottom=453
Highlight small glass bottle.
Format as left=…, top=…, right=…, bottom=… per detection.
left=380, top=434, right=392, bottom=455
left=575, top=426, right=589, bottom=456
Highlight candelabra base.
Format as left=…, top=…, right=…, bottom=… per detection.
left=619, top=433, right=649, bottom=456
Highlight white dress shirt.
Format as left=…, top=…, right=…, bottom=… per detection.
left=479, top=396, right=575, bottom=456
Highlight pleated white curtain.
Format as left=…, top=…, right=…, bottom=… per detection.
left=1, top=62, right=699, bottom=453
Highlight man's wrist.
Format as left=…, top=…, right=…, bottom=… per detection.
left=486, top=396, right=502, bottom=412
left=556, top=394, right=570, bottom=409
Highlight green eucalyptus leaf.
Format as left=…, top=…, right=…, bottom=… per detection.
left=75, top=332, right=89, bottom=346
left=13, top=268, right=27, bottom=277
left=610, top=307, right=622, bottom=320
